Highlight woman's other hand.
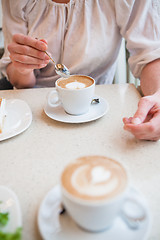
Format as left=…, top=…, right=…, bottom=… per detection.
left=123, top=90, right=160, bottom=141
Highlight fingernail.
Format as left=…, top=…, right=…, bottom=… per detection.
left=131, top=117, right=141, bottom=125
left=123, top=118, right=130, bottom=124
left=129, top=117, right=133, bottom=122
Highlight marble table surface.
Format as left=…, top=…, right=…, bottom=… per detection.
left=0, top=84, right=159, bottom=240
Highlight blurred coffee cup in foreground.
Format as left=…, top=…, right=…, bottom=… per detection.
left=60, top=156, right=146, bottom=232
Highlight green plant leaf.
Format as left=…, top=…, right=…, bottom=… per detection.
left=0, top=213, right=9, bottom=227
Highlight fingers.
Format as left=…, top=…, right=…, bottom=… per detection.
left=8, top=43, right=48, bottom=60
left=13, top=34, right=47, bottom=51
left=131, top=96, right=154, bottom=124
left=7, top=34, right=50, bottom=71
left=123, top=95, right=160, bottom=140
left=123, top=117, right=142, bottom=125
left=10, top=52, right=49, bottom=65
left=40, top=39, right=48, bottom=45
left=123, top=117, right=133, bottom=124
left=123, top=123, right=159, bottom=140
left=123, top=111, right=160, bottom=140
left=11, top=58, right=47, bottom=71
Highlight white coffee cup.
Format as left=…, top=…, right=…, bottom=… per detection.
left=47, top=75, right=95, bottom=115
left=60, top=156, right=146, bottom=232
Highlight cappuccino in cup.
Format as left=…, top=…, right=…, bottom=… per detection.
left=60, top=156, right=129, bottom=232
left=47, top=75, right=95, bottom=115
left=61, top=156, right=127, bottom=201
left=57, top=75, right=94, bottom=89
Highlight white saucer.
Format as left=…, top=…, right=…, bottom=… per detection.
left=44, top=96, right=109, bottom=123
left=0, top=99, right=32, bottom=141
left=38, top=185, right=151, bottom=240
left=0, top=186, right=22, bottom=233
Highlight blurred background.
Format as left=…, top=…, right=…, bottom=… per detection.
left=0, top=0, right=139, bottom=87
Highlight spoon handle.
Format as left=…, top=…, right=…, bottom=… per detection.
left=35, top=37, right=56, bottom=64
left=45, top=51, right=56, bottom=64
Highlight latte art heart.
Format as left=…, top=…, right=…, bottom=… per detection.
left=91, top=166, right=111, bottom=184
left=61, top=156, right=127, bottom=201
left=66, top=81, right=86, bottom=89
left=71, top=165, right=118, bottom=197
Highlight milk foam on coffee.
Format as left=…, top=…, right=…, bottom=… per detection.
left=66, top=81, right=86, bottom=89
left=71, top=165, right=118, bottom=197
left=57, top=75, right=94, bottom=89
left=61, top=156, right=127, bottom=201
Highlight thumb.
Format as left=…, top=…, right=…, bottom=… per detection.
left=132, top=97, right=153, bottom=124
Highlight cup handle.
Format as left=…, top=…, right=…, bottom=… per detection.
left=47, top=90, right=61, bottom=107
left=120, top=196, right=146, bottom=229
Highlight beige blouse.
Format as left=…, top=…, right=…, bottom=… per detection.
left=0, top=0, right=160, bottom=87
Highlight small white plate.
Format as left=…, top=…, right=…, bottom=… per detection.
left=38, top=185, right=151, bottom=240
left=0, top=99, right=32, bottom=141
left=0, top=186, right=22, bottom=233
left=44, top=96, right=109, bottom=123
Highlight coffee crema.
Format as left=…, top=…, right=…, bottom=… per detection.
left=57, top=75, right=94, bottom=90
left=61, top=156, right=128, bottom=201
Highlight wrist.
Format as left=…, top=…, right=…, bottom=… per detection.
left=7, top=63, right=36, bottom=88
left=7, top=63, right=33, bottom=76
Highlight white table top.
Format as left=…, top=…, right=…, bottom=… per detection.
left=0, top=84, right=160, bottom=240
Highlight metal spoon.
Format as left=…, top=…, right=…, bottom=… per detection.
left=45, top=51, right=70, bottom=78
left=35, top=38, right=70, bottom=78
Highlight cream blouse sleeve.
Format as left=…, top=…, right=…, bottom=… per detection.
left=0, top=0, right=34, bottom=78
left=115, top=0, right=160, bottom=78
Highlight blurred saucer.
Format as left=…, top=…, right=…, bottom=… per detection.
left=38, top=185, right=151, bottom=240
left=44, top=96, right=109, bottom=123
